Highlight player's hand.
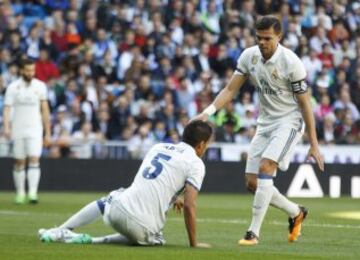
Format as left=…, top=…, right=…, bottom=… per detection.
left=173, top=198, right=184, bottom=214
left=191, top=113, right=209, bottom=122
left=306, top=145, right=324, bottom=171
left=43, top=134, right=52, bottom=148
left=195, top=242, right=212, bottom=248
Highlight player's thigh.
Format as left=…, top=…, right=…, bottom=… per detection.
left=13, top=138, right=26, bottom=160
left=278, top=130, right=303, bottom=171
left=108, top=206, right=155, bottom=246
left=245, top=132, right=269, bottom=175
left=25, top=137, right=43, bottom=158
left=262, top=127, right=302, bottom=171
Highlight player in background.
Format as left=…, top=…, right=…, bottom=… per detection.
left=39, top=120, right=212, bottom=248
left=194, top=16, right=324, bottom=245
left=3, top=59, right=51, bottom=204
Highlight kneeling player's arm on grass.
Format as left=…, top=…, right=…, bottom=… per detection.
left=184, top=183, right=199, bottom=247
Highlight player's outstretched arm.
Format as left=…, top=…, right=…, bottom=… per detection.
left=194, top=74, right=247, bottom=121
left=297, top=91, right=324, bottom=171
left=183, top=183, right=211, bottom=248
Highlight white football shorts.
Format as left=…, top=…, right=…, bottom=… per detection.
left=13, top=137, right=43, bottom=159
left=245, top=124, right=304, bottom=173
left=103, top=189, right=165, bottom=246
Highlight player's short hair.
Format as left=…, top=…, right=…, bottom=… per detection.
left=19, top=58, right=35, bottom=69
left=182, top=120, right=213, bottom=147
left=255, top=15, right=282, bottom=34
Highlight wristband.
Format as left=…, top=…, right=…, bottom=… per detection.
left=203, top=104, right=216, bottom=116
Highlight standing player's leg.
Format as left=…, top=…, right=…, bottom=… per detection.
left=12, top=139, right=26, bottom=204
left=239, top=132, right=269, bottom=245
left=245, top=173, right=301, bottom=220
left=27, top=156, right=40, bottom=203
left=239, top=159, right=277, bottom=245
left=27, top=137, right=43, bottom=203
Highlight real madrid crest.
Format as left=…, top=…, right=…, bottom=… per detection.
left=272, top=68, right=279, bottom=80
left=251, top=55, right=258, bottom=65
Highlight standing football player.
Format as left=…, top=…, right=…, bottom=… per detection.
left=195, top=15, right=324, bottom=245
left=3, top=59, right=51, bottom=204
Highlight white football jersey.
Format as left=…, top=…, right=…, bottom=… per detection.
left=4, top=78, right=47, bottom=139
left=236, top=44, right=307, bottom=133
left=115, top=142, right=205, bottom=233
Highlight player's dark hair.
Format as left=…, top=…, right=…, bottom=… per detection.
left=182, top=120, right=213, bottom=147
left=255, top=15, right=282, bottom=34
left=19, top=58, right=35, bottom=69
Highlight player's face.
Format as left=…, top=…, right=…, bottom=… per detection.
left=22, top=64, right=35, bottom=82
left=256, top=27, right=281, bottom=60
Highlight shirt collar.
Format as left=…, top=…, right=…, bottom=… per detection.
left=180, top=141, right=198, bottom=156
left=20, top=77, right=33, bottom=86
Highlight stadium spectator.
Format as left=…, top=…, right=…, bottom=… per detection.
left=35, top=48, right=60, bottom=83
left=0, top=0, right=359, bottom=161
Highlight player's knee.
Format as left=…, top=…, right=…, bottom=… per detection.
left=14, top=160, right=26, bottom=170
left=29, top=157, right=40, bottom=167
left=245, top=175, right=257, bottom=193
left=259, top=159, right=277, bottom=174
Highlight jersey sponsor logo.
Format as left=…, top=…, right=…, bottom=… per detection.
left=257, top=79, right=284, bottom=95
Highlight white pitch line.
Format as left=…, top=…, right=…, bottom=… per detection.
left=1, top=210, right=360, bottom=230
left=168, top=217, right=360, bottom=230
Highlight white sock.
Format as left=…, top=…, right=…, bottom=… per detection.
left=60, top=201, right=101, bottom=230
left=92, top=233, right=130, bottom=244
left=249, top=175, right=274, bottom=237
left=270, top=186, right=300, bottom=218
left=27, top=164, right=40, bottom=198
left=13, top=168, right=26, bottom=197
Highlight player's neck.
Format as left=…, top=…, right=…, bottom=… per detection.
left=22, top=77, right=32, bottom=86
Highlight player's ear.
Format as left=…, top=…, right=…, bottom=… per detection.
left=194, top=141, right=206, bottom=157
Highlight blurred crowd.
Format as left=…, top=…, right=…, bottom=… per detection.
left=0, top=0, right=359, bottom=159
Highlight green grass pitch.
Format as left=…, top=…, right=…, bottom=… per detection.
left=0, top=192, right=359, bottom=260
